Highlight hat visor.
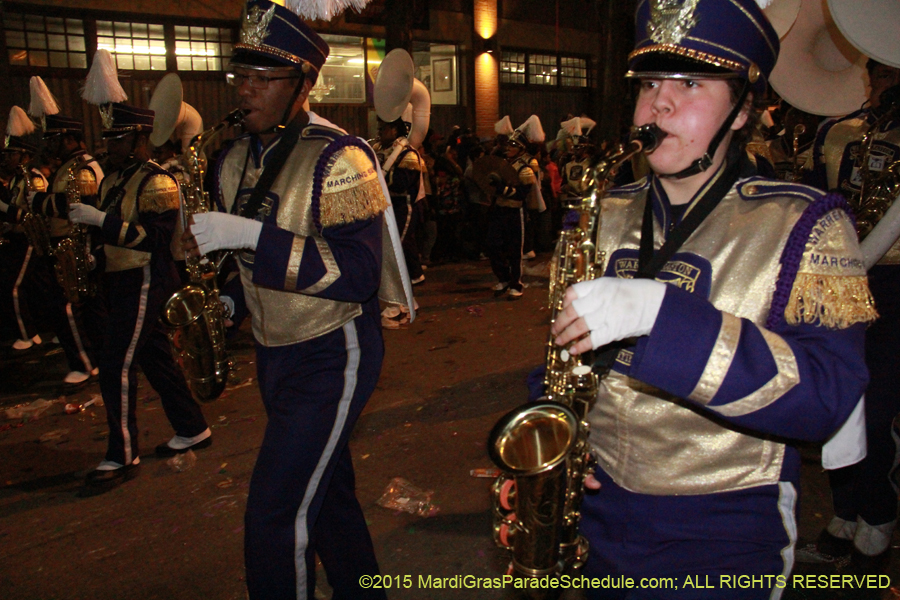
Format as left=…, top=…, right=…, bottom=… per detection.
left=627, top=53, right=738, bottom=80
left=102, top=126, right=151, bottom=139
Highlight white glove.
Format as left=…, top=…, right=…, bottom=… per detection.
left=190, top=212, right=262, bottom=255
left=569, top=277, right=667, bottom=349
left=68, top=203, right=106, bottom=227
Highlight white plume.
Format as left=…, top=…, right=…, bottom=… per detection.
left=494, top=115, right=514, bottom=136
left=28, top=76, right=59, bottom=118
left=6, top=106, right=35, bottom=137
left=580, top=116, right=597, bottom=136
left=516, top=114, right=545, bottom=143
left=284, top=0, right=373, bottom=22
left=754, top=0, right=774, bottom=8
left=561, top=116, right=583, bottom=137
left=82, top=49, right=127, bottom=106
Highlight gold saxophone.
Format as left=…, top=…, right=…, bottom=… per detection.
left=161, top=109, right=245, bottom=403
left=54, top=157, right=96, bottom=303
left=487, top=124, right=666, bottom=581
left=18, top=165, right=53, bottom=257
left=849, top=99, right=900, bottom=240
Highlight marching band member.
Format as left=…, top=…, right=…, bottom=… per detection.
left=180, top=1, right=411, bottom=598
left=551, top=0, right=874, bottom=596
left=65, top=51, right=210, bottom=490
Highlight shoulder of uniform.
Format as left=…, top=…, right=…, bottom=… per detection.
left=301, top=124, right=345, bottom=142
left=609, top=177, right=650, bottom=195
left=137, top=167, right=180, bottom=214
left=772, top=192, right=877, bottom=329
left=397, top=147, right=422, bottom=170
left=737, top=177, right=824, bottom=204
left=313, top=136, right=388, bottom=229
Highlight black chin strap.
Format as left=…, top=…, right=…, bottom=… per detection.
left=659, top=80, right=750, bottom=180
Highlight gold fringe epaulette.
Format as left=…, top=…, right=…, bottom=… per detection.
left=785, top=274, right=878, bottom=328
left=397, top=148, right=422, bottom=171
left=320, top=145, right=388, bottom=228
left=138, top=172, right=180, bottom=214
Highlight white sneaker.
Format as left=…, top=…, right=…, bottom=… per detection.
left=411, top=275, right=425, bottom=285
left=508, top=288, right=524, bottom=298
left=523, top=250, right=536, bottom=260
left=64, top=371, right=90, bottom=384
left=492, top=282, right=509, bottom=292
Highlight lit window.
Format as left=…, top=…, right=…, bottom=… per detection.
left=97, top=20, right=166, bottom=70
left=174, top=26, right=233, bottom=72
left=529, top=54, right=557, bottom=86
left=561, top=56, right=588, bottom=87
left=313, top=35, right=366, bottom=104
left=3, top=13, right=87, bottom=68
left=412, top=42, right=458, bottom=105
left=500, top=52, right=526, bottom=85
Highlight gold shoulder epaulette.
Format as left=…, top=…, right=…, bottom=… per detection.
left=76, top=166, right=98, bottom=197
left=320, top=144, right=388, bottom=227
left=786, top=207, right=878, bottom=328
left=30, top=174, right=47, bottom=192
left=398, top=148, right=422, bottom=171
left=518, top=164, right=536, bottom=186
left=138, top=171, right=180, bottom=214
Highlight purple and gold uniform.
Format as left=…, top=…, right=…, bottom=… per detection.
left=581, top=170, right=873, bottom=598
left=487, top=152, right=535, bottom=293
left=28, top=150, right=103, bottom=376
left=90, top=160, right=208, bottom=466
left=373, top=139, right=425, bottom=281
left=216, top=117, right=405, bottom=600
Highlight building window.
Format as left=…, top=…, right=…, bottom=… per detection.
left=313, top=35, right=366, bottom=104
left=412, top=42, right=458, bottom=105
left=529, top=53, right=557, bottom=86
left=500, top=51, right=526, bottom=85
left=501, top=51, right=589, bottom=88
left=174, top=26, right=233, bottom=72
left=3, top=13, right=87, bottom=68
left=97, top=21, right=167, bottom=70
left=560, top=56, right=588, bottom=87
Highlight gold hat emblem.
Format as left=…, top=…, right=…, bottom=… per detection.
left=241, top=3, right=276, bottom=47
left=648, top=0, right=700, bottom=45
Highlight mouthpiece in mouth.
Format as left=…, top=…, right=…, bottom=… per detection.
left=630, top=123, right=667, bottom=153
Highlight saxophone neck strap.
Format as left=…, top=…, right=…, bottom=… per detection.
left=240, top=119, right=303, bottom=220
left=637, top=149, right=743, bottom=279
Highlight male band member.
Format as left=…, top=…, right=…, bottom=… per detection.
left=181, top=1, right=411, bottom=598
left=62, top=53, right=210, bottom=490
left=806, top=59, right=900, bottom=572
left=26, top=79, right=101, bottom=386
left=374, top=115, right=426, bottom=285
left=487, top=115, right=544, bottom=298
left=0, top=107, right=47, bottom=350
left=550, top=1, right=873, bottom=597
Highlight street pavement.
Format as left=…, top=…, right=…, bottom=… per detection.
left=0, top=257, right=896, bottom=600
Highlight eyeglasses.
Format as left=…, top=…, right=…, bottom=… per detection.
left=225, top=71, right=299, bottom=90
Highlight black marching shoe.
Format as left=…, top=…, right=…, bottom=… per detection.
left=81, top=461, right=141, bottom=495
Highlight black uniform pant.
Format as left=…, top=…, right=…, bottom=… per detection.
left=32, top=249, right=96, bottom=373
left=829, top=265, right=900, bottom=527
left=487, top=205, right=524, bottom=291
left=98, top=266, right=207, bottom=466
left=391, top=196, right=423, bottom=280
left=0, top=235, right=42, bottom=341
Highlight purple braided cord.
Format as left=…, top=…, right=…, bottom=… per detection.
left=766, top=192, right=851, bottom=330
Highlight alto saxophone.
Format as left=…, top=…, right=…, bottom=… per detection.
left=55, top=157, right=96, bottom=303
left=18, top=165, right=53, bottom=257
left=849, top=99, right=900, bottom=240
left=161, top=109, right=245, bottom=403
left=488, top=124, right=666, bottom=581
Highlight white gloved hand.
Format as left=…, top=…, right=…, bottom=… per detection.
left=566, top=277, right=667, bottom=350
left=189, top=212, right=262, bottom=255
left=68, top=203, right=106, bottom=227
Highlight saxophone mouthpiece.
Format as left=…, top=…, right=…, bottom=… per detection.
left=630, top=123, right=667, bottom=153
left=226, top=109, right=248, bottom=125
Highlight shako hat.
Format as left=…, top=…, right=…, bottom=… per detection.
left=28, top=76, right=83, bottom=136
left=231, top=0, right=331, bottom=83
left=496, top=115, right=545, bottom=150
left=627, top=0, right=780, bottom=95
left=82, top=49, right=154, bottom=138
